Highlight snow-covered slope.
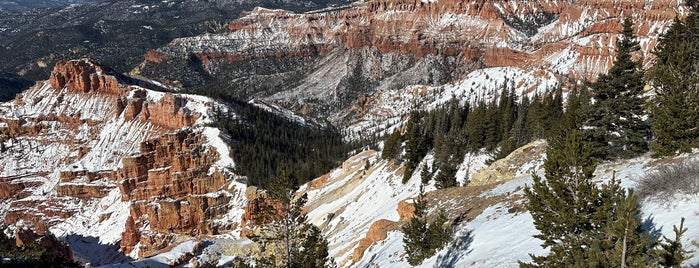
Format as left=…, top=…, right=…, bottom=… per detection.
left=0, top=59, right=247, bottom=265
left=301, top=147, right=699, bottom=267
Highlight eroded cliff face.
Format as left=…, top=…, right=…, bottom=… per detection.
left=147, top=0, right=681, bottom=73
left=117, top=130, right=244, bottom=257
left=0, top=59, right=246, bottom=262
left=138, top=0, right=683, bottom=127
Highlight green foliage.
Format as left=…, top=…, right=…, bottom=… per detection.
left=420, top=163, right=432, bottom=184
left=211, top=99, right=346, bottom=189
left=590, top=188, right=657, bottom=266
left=522, top=129, right=660, bottom=267
left=0, top=228, right=77, bottom=268
left=382, top=87, right=563, bottom=187
left=657, top=218, right=693, bottom=267
left=249, top=174, right=334, bottom=268
left=434, top=162, right=457, bottom=189
left=648, top=9, right=699, bottom=157
left=402, top=186, right=451, bottom=266
left=403, top=112, right=430, bottom=183
left=585, top=18, right=649, bottom=160
left=522, top=130, right=600, bottom=267
left=382, top=129, right=403, bottom=160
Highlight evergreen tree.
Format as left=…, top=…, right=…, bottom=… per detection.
left=421, top=163, right=432, bottom=184
left=648, top=7, right=699, bottom=157
left=588, top=187, right=656, bottom=267
left=250, top=173, right=334, bottom=268
left=585, top=18, right=649, bottom=159
left=382, top=129, right=403, bottom=160
left=402, top=186, right=451, bottom=266
left=434, top=162, right=458, bottom=189
left=403, top=185, right=432, bottom=266
left=523, top=130, right=670, bottom=267
left=657, top=218, right=692, bottom=267
left=426, top=210, right=451, bottom=254
left=522, top=130, right=601, bottom=267
left=403, top=112, right=428, bottom=183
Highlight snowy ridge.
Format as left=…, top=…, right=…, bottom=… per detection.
left=299, top=143, right=699, bottom=267
left=344, top=67, right=559, bottom=139
left=0, top=68, right=248, bottom=266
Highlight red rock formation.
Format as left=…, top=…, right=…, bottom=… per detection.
left=351, top=219, right=400, bottom=262
left=140, top=94, right=200, bottom=129
left=0, top=59, right=216, bottom=257
left=117, top=129, right=237, bottom=256
left=56, top=183, right=113, bottom=199
left=397, top=199, right=415, bottom=221
left=50, top=59, right=128, bottom=96
left=147, top=0, right=684, bottom=80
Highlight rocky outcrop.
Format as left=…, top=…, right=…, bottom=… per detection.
left=55, top=183, right=113, bottom=199
left=470, top=139, right=547, bottom=186
left=396, top=199, right=415, bottom=222
left=117, top=129, right=240, bottom=256
left=136, top=0, right=684, bottom=125
left=141, top=94, right=200, bottom=129
left=50, top=59, right=128, bottom=95
left=350, top=219, right=400, bottom=263
left=0, top=59, right=236, bottom=260
left=148, top=0, right=682, bottom=76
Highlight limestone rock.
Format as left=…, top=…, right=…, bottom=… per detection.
left=470, top=139, right=547, bottom=186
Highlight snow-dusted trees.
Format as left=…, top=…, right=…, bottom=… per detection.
left=522, top=128, right=690, bottom=267
left=648, top=3, right=699, bottom=157
left=585, top=18, right=650, bottom=160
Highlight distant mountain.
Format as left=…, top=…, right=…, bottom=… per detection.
left=0, top=0, right=103, bottom=11
left=0, top=0, right=353, bottom=80
left=137, top=0, right=682, bottom=130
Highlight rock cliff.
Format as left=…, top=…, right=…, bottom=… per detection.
left=138, top=0, right=683, bottom=127
left=0, top=59, right=247, bottom=261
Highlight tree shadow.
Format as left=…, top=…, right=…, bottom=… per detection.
left=641, top=215, right=663, bottom=241
left=64, top=234, right=132, bottom=266
left=434, top=230, right=474, bottom=268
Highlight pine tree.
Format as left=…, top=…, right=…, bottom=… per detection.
left=402, top=186, right=451, bottom=266
left=403, top=112, right=428, bottom=183
left=403, top=185, right=432, bottom=266
left=648, top=7, right=699, bottom=157
left=657, top=218, right=692, bottom=267
left=585, top=18, right=649, bottom=160
left=522, top=130, right=601, bottom=267
left=588, top=187, right=656, bottom=267
left=250, top=173, right=334, bottom=268
left=523, top=130, right=664, bottom=267
left=421, top=163, right=432, bottom=184
left=382, top=129, right=402, bottom=160
left=426, top=210, right=451, bottom=253
left=434, top=162, right=457, bottom=189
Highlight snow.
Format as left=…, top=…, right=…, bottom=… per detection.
left=202, top=127, right=236, bottom=171
left=305, top=147, right=699, bottom=267
left=0, top=66, right=251, bottom=267
left=428, top=202, right=545, bottom=267
left=344, top=66, right=559, bottom=141
left=642, top=196, right=699, bottom=265
left=100, top=240, right=202, bottom=268
left=303, top=150, right=433, bottom=262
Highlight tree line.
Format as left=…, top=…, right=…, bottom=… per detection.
left=382, top=86, right=564, bottom=188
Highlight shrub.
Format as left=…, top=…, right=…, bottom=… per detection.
left=636, top=159, right=699, bottom=202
